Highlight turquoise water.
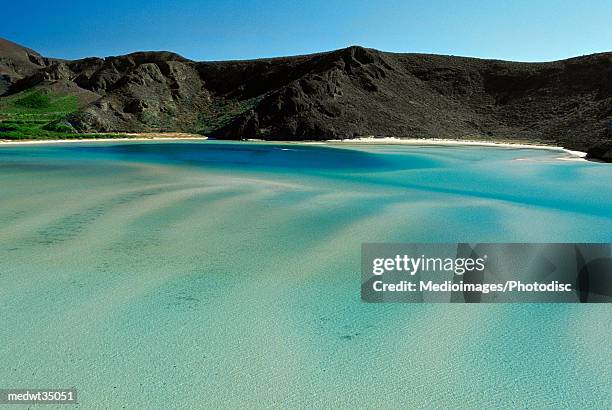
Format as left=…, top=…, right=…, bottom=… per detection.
left=1, top=141, right=611, bottom=408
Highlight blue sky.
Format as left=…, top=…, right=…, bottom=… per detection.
left=2, top=0, right=611, bottom=62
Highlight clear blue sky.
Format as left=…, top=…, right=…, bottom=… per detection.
left=2, top=0, right=611, bottom=62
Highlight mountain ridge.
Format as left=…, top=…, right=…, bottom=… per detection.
left=1, top=38, right=610, bottom=161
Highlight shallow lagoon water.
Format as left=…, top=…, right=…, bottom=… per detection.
left=1, top=141, right=611, bottom=408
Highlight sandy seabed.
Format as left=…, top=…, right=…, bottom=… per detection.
left=0, top=141, right=610, bottom=408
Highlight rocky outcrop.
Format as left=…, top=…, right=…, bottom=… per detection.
left=587, top=143, right=612, bottom=162
left=0, top=38, right=51, bottom=94
left=586, top=122, right=612, bottom=162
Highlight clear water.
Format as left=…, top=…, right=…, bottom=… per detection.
left=1, top=141, right=611, bottom=408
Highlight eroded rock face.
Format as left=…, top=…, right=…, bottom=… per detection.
left=0, top=38, right=49, bottom=94
left=1, top=37, right=611, bottom=160
left=63, top=57, right=210, bottom=132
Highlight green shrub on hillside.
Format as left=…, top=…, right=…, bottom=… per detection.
left=14, top=92, right=51, bottom=109
left=42, top=121, right=76, bottom=133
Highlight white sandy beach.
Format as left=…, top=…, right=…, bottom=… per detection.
left=326, top=136, right=588, bottom=158
left=0, top=132, right=208, bottom=145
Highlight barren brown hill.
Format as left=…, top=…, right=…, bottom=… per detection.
left=1, top=38, right=610, bottom=160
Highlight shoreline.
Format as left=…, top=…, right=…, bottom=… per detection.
left=0, top=135, right=587, bottom=160
left=324, top=137, right=587, bottom=158
left=0, top=134, right=208, bottom=145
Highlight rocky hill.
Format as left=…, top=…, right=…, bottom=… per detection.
left=1, top=38, right=610, bottom=160
left=0, top=38, right=54, bottom=94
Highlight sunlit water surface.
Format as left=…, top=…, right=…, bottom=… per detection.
left=1, top=141, right=611, bottom=408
